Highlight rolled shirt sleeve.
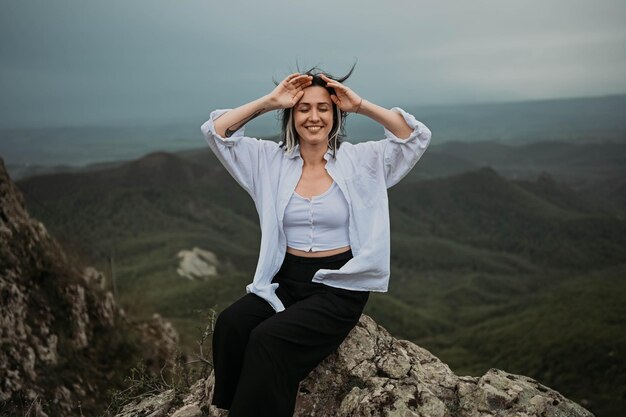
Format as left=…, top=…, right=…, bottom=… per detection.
left=349, top=107, right=432, bottom=188
left=201, top=109, right=276, bottom=199
left=379, top=107, right=432, bottom=188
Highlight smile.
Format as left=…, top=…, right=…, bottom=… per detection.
left=306, top=126, right=323, bottom=132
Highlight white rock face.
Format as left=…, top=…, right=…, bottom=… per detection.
left=176, top=247, right=220, bottom=280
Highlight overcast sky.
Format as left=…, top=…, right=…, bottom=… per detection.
left=1, top=0, right=625, bottom=127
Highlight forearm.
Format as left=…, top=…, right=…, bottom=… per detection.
left=358, top=99, right=413, bottom=140
left=214, top=95, right=279, bottom=138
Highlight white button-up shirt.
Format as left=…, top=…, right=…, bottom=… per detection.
left=201, top=107, right=432, bottom=313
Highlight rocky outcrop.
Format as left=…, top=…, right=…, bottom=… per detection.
left=176, top=247, right=220, bottom=280
left=116, top=314, right=594, bottom=417
left=0, top=158, right=179, bottom=417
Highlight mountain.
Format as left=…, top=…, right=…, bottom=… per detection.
left=0, top=158, right=180, bottom=417
left=421, top=140, right=626, bottom=188
left=391, top=167, right=626, bottom=270
left=14, top=150, right=626, bottom=416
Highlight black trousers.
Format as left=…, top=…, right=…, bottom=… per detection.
left=211, top=248, right=369, bottom=417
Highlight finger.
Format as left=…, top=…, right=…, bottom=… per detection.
left=293, top=74, right=310, bottom=83
left=321, top=74, right=340, bottom=85
left=283, top=73, right=301, bottom=84
left=294, top=82, right=310, bottom=92
left=289, top=74, right=311, bottom=86
left=293, top=77, right=312, bottom=89
left=323, top=78, right=344, bottom=89
left=298, top=74, right=313, bottom=83
left=290, top=90, right=305, bottom=106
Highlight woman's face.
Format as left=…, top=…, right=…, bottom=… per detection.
left=293, top=86, right=334, bottom=146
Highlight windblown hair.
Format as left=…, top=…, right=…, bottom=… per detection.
left=274, top=61, right=357, bottom=160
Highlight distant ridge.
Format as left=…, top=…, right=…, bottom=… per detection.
left=2, top=93, right=625, bottom=180
left=399, top=93, right=626, bottom=144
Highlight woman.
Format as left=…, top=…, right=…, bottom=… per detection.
left=201, top=65, right=432, bottom=417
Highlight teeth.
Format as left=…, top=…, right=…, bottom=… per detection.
left=307, top=126, right=322, bottom=131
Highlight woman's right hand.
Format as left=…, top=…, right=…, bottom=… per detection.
left=266, top=73, right=313, bottom=110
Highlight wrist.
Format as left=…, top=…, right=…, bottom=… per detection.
left=355, top=98, right=366, bottom=114
left=261, top=94, right=280, bottom=111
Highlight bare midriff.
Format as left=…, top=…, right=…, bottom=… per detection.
left=286, top=245, right=351, bottom=258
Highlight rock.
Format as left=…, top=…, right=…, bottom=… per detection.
left=83, top=265, right=107, bottom=289
left=114, top=314, right=594, bottom=417
left=115, top=389, right=176, bottom=417
left=0, top=157, right=179, bottom=417
left=113, top=377, right=217, bottom=417
left=171, top=404, right=202, bottom=417
left=137, top=313, right=180, bottom=370
left=176, top=247, right=220, bottom=280
left=64, top=283, right=90, bottom=349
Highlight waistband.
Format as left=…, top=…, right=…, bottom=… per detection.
left=284, top=248, right=353, bottom=264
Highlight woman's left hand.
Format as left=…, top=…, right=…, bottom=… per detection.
left=320, top=74, right=363, bottom=113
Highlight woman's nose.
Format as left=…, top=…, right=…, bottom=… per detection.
left=309, top=110, right=320, bottom=121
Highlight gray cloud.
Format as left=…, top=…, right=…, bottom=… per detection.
left=1, top=0, right=625, bottom=127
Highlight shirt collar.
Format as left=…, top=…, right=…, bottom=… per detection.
left=281, top=142, right=334, bottom=161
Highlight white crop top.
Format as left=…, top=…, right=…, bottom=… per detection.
left=284, top=181, right=350, bottom=252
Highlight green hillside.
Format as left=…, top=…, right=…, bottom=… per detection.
left=16, top=148, right=625, bottom=416
left=391, top=167, right=626, bottom=270
left=421, top=140, right=626, bottom=189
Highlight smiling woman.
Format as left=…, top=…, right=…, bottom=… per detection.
left=293, top=88, right=334, bottom=146
left=201, top=62, right=432, bottom=417
left=276, top=64, right=357, bottom=162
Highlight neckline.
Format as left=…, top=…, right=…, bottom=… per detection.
left=294, top=181, right=335, bottom=201
left=284, top=143, right=334, bottom=160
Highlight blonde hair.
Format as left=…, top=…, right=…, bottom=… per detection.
left=284, top=110, right=297, bottom=155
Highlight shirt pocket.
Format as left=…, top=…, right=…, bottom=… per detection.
left=344, top=175, right=377, bottom=210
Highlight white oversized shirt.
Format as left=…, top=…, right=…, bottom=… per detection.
left=200, top=107, right=432, bottom=313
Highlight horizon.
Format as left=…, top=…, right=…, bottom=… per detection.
left=2, top=90, right=624, bottom=178
left=1, top=91, right=624, bottom=130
